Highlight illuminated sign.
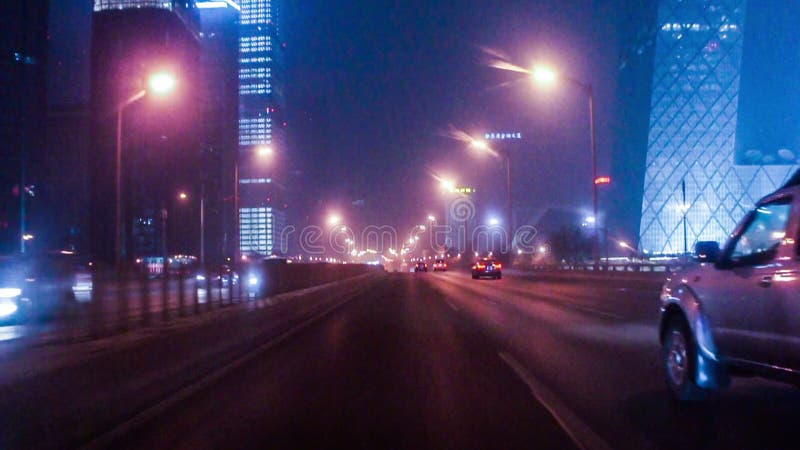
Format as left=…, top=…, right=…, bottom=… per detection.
left=594, top=176, right=611, bottom=185
left=450, top=187, right=477, bottom=194
left=485, top=132, right=522, bottom=140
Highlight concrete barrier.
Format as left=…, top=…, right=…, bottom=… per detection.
left=246, top=261, right=384, bottom=298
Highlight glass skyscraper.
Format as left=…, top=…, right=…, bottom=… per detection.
left=639, top=0, right=797, bottom=254
left=237, top=0, right=285, bottom=256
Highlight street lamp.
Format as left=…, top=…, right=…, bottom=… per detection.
left=327, top=214, right=342, bottom=227
left=257, top=145, right=273, bottom=157
left=531, top=64, right=600, bottom=267
left=427, top=214, right=436, bottom=222
left=177, top=190, right=206, bottom=264
left=440, top=178, right=456, bottom=192
left=115, top=71, right=177, bottom=268
left=468, top=137, right=513, bottom=252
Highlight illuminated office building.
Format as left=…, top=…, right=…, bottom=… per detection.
left=639, top=0, right=797, bottom=253
left=237, top=0, right=286, bottom=256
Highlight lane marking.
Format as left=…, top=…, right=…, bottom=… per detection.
left=443, top=298, right=459, bottom=312
left=79, top=283, right=373, bottom=450
left=498, top=352, right=613, bottom=450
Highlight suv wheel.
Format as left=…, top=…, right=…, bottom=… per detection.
left=662, top=318, right=709, bottom=402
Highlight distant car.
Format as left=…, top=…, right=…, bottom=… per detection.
left=660, top=183, right=800, bottom=401
left=0, top=252, right=89, bottom=322
left=471, top=258, right=502, bottom=279
left=414, top=262, right=428, bottom=272
left=432, top=259, right=447, bottom=272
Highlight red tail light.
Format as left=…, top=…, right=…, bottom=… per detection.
left=495, top=263, right=502, bottom=269
left=476, top=263, right=486, bottom=269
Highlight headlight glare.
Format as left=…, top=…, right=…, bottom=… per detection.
left=0, top=288, right=22, bottom=299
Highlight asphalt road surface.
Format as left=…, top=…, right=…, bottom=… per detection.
left=45, top=271, right=800, bottom=449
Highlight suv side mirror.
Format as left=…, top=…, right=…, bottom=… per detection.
left=694, top=241, right=720, bottom=263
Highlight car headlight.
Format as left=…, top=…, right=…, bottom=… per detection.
left=0, top=288, right=22, bottom=299
left=248, top=275, right=259, bottom=287
left=195, top=274, right=206, bottom=282
left=0, top=301, right=18, bottom=317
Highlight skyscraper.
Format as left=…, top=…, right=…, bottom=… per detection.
left=197, top=0, right=240, bottom=261
left=237, top=0, right=286, bottom=257
left=639, top=0, right=797, bottom=254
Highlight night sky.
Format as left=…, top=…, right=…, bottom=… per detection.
left=51, top=0, right=650, bottom=239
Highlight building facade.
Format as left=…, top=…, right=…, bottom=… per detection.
left=237, top=0, right=286, bottom=257
left=90, top=0, right=203, bottom=264
left=639, top=0, right=797, bottom=254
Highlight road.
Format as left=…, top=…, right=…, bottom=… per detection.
left=89, top=269, right=800, bottom=450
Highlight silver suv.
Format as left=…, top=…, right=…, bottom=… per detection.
left=660, top=184, right=800, bottom=401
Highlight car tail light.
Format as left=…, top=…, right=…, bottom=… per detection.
left=476, top=263, right=486, bottom=269
left=495, top=263, right=502, bottom=269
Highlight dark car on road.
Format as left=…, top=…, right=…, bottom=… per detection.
left=471, top=258, right=502, bottom=279
left=432, top=259, right=447, bottom=272
left=414, top=261, right=428, bottom=272
left=660, top=182, right=800, bottom=401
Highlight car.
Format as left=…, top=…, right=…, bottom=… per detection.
left=471, top=258, right=502, bottom=279
left=414, top=262, right=428, bottom=272
left=660, top=183, right=800, bottom=401
left=432, top=259, right=447, bottom=272
left=0, top=252, right=90, bottom=322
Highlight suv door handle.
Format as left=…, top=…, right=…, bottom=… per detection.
left=760, top=276, right=773, bottom=287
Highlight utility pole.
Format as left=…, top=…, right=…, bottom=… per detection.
left=682, top=178, right=688, bottom=255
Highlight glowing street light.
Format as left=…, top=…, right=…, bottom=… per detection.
left=326, top=214, right=341, bottom=227
left=488, top=217, right=500, bottom=226
left=619, top=241, right=631, bottom=249
left=440, top=178, right=456, bottom=192
left=178, top=192, right=188, bottom=200
left=148, top=71, right=177, bottom=95
left=470, top=139, right=490, bottom=151
left=257, top=145, right=274, bottom=157
left=531, top=65, right=557, bottom=85
left=427, top=214, right=436, bottom=222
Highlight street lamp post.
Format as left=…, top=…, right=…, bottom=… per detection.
left=114, top=71, right=176, bottom=269
left=470, top=140, right=513, bottom=257
left=531, top=66, right=600, bottom=268
left=115, top=89, right=146, bottom=269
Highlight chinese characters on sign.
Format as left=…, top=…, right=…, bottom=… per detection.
left=484, top=132, right=522, bottom=140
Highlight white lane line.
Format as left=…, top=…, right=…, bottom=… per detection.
left=499, top=352, right=613, bottom=450
left=443, top=298, right=459, bottom=312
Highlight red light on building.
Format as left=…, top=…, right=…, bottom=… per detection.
left=594, top=176, right=611, bottom=185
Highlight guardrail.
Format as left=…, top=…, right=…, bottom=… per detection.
left=4, top=263, right=381, bottom=344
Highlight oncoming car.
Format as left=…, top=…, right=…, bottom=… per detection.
left=471, top=258, right=501, bottom=279
left=660, top=180, right=800, bottom=401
